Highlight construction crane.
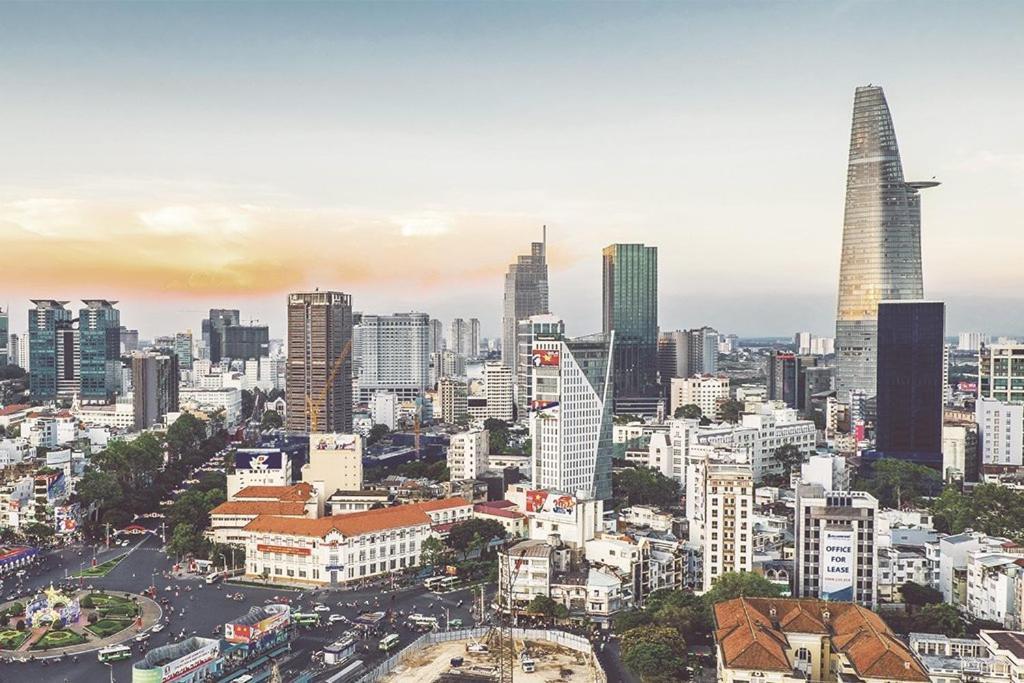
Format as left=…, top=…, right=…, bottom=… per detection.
left=304, top=339, right=353, bottom=433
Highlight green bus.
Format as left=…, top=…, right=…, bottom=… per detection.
left=293, top=612, right=321, bottom=627
left=379, top=633, right=400, bottom=652
left=97, top=645, right=132, bottom=662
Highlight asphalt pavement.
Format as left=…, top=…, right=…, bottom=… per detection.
left=0, top=531, right=482, bottom=683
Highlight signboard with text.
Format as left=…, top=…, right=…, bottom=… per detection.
left=820, top=528, right=855, bottom=601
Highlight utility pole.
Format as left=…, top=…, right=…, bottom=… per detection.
left=104, top=522, right=111, bottom=550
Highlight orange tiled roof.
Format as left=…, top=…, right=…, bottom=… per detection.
left=0, top=404, right=31, bottom=417
left=418, top=497, right=471, bottom=511
left=211, top=501, right=308, bottom=517
left=243, top=504, right=432, bottom=538
left=713, top=598, right=929, bottom=682
left=234, top=483, right=315, bottom=502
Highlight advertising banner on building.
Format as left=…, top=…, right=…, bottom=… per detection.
left=160, top=639, right=219, bottom=680
left=235, top=449, right=283, bottom=472
left=311, top=433, right=358, bottom=452
left=524, top=490, right=576, bottom=515
left=531, top=349, right=560, bottom=367
left=820, top=528, right=855, bottom=601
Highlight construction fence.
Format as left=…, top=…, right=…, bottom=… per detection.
left=358, top=627, right=607, bottom=683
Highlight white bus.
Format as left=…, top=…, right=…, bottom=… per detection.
left=97, top=645, right=132, bottom=662
left=423, top=576, right=445, bottom=591
left=378, top=633, right=401, bottom=652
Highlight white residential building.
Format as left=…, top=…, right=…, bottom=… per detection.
left=530, top=334, right=614, bottom=500
left=669, top=375, right=729, bottom=421
left=800, top=454, right=851, bottom=491
left=355, top=312, right=431, bottom=404
left=482, top=362, right=514, bottom=422
left=370, top=392, right=397, bottom=431
left=447, top=429, right=490, bottom=481
left=686, top=447, right=753, bottom=591
left=438, top=378, right=468, bottom=424
left=977, top=396, right=1023, bottom=468
left=179, top=387, right=242, bottom=426
left=936, top=531, right=1014, bottom=605
left=966, top=551, right=1024, bottom=628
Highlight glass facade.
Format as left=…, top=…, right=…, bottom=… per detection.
left=502, top=228, right=549, bottom=374
left=78, top=300, right=121, bottom=403
left=602, top=243, right=658, bottom=401
left=835, top=86, right=937, bottom=400
left=0, top=308, right=7, bottom=366
left=874, top=301, right=944, bottom=466
left=29, top=300, right=73, bottom=401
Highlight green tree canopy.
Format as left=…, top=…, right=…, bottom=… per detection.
left=931, top=483, right=1024, bottom=542
left=259, top=410, right=283, bottom=431
left=483, top=418, right=510, bottom=453
left=718, top=399, right=744, bottom=423
left=419, top=536, right=449, bottom=569
left=704, top=572, right=781, bottom=605
left=855, top=459, right=943, bottom=509
left=901, top=581, right=943, bottom=610
left=773, top=444, right=805, bottom=477
left=620, top=625, right=688, bottom=683
left=674, top=404, right=702, bottom=420
left=907, top=603, right=965, bottom=637
left=447, top=518, right=506, bottom=558
left=613, top=467, right=681, bottom=509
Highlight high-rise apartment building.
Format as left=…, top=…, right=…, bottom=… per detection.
left=875, top=301, right=944, bottom=467
left=174, top=331, right=194, bottom=370
left=448, top=428, right=489, bottom=481
left=29, top=300, right=73, bottom=402
left=669, top=376, right=729, bottom=421
left=530, top=333, right=614, bottom=500
left=658, top=327, right=719, bottom=385
left=120, top=326, right=139, bottom=353
left=428, top=318, right=444, bottom=354
left=203, top=309, right=240, bottom=363
left=958, top=332, right=987, bottom=353
left=469, top=318, right=481, bottom=360
left=482, top=361, right=514, bottom=422
left=690, top=449, right=753, bottom=591
left=0, top=308, right=8, bottom=366
left=794, top=483, right=878, bottom=608
left=132, top=351, right=179, bottom=430
left=438, top=377, right=468, bottom=425
left=286, top=291, right=353, bottom=433
left=501, top=228, right=549, bottom=373
left=355, top=312, right=430, bottom=403
left=602, top=243, right=658, bottom=404
left=430, top=349, right=465, bottom=385
left=976, top=397, right=1023, bottom=468
left=978, top=344, right=1024, bottom=404
left=515, top=314, right=566, bottom=420
left=7, top=334, right=19, bottom=370
left=449, top=318, right=469, bottom=356
left=835, top=85, right=938, bottom=401
left=78, top=300, right=121, bottom=403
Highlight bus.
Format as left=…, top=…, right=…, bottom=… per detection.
left=378, top=634, right=401, bottom=652
left=408, top=614, right=438, bottom=631
left=97, top=645, right=132, bottom=662
left=423, top=576, right=445, bottom=592
left=438, top=576, right=460, bottom=592
left=293, top=612, right=321, bottom=627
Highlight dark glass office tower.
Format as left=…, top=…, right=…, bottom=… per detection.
left=602, top=243, right=658, bottom=406
left=29, top=300, right=72, bottom=401
left=223, top=325, right=270, bottom=360
left=0, top=308, right=8, bottom=366
left=875, top=301, right=944, bottom=467
left=501, top=227, right=549, bottom=374
left=835, top=85, right=939, bottom=401
left=203, top=309, right=240, bottom=363
left=78, top=300, right=121, bottom=403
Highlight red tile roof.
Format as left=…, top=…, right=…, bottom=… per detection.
left=474, top=504, right=525, bottom=520
left=243, top=504, right=431, bottom=538
left=234, top=483, right=315, bottom=502
left=418, top=497, right=471, bottom=511
left=0, top=404, right=31, bottom=417
left=714, top=598, right=928, bottom=682
left=211, top=501, right=308, bottom=517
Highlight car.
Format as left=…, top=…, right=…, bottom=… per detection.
left=134, top=633, right=150, bottom=643
left=313, top=604, right=330, bottom=613
left=328, top=614, right=345, bottom=624
left=151, top=624, right=165, bottom=633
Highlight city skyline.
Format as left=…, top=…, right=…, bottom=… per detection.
left=1, top=2, right=1023, bottom=338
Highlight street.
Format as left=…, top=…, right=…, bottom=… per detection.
left=0, top=531, right=482, bottom=683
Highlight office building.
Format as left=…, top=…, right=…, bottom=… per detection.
left=875, top=301, right=944, bottom=467
left=449, top=318, right=469, bottom=356
left=802, top=366, right=834, bottom=413
left=428, top=318, right=443, bottom=354
left=794, top=483, right=878, bottom=607
left=516, top=314, right=565, bottom=421
left=7, top=333, right=19, bottom=369
left=530, top=333, right=614, bottom=500
left=174, top=331, right=194, bottom=369
left=355, top=312, right=430, bottom=403
left=502, top=228, right=549, bottom=373
left=77, top=299, right=121, bottom=403
left=203, top=309, right=240, bottom=363
left=767, top=352, right=822, bottom=412
left=669, top=375, right=729, bottom=421
left=286, top=291, right=353, bottom=433
left=602, top=243, right=658, bottom=403
left=132, top=351, right=179, bottom=430
left=976, top=397, right=1023, bottom=469
left=448, top=428, right=490, bottom=481
left=223, top=324, right=269, bottom=361
left=0, top=308, right=7, bottom=366
left=304, top=433, right=363, bottom=497
left=119, top=326, right=139, bottom=353
left=979, top=344, right=1024, bottom=404
left=658, top=327, right=720, bottom=384
left=835, top=85, right=938, bottom=401
left=28, top=300, right=73, bottom=402
left=370, top=392, right=397, bottom=431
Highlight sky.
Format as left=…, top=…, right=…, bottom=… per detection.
left=1, top=1, right=1022, bottom=340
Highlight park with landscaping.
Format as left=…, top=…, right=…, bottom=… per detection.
left=0, top=585, right=157, bottom=655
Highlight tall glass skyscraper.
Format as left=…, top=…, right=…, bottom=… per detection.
left=835, top=85, right=939, bottom=400
left=501, top=227, right=549, bottom=375
left=29, top=300, right=73, bottom=402
left=78, top=300, right=121, bottom=403
left=602, top=243, right=658, bottom=405
left=0, top=308, right=8, bottom=366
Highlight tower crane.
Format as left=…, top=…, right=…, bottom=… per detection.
left=304, top=339, right=352, bottom=433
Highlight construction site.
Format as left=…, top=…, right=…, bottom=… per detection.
left=375, top=630, right=604, bottom=683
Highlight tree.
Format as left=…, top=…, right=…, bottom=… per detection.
left=613, top=609, right=654, bottom=634
left=674, top=404, right=702, bottom=420
left=856, top=459, right=942, bottom=509
left=704, top=572, right=781, bottom=605
left=613, top=467, right=681, bottom=509
left=259, top=410, right=283, bottom=431
left=166, top=412, right=206, bottom=461
left=620, top=625, right=688, bottom=682
left=367, top=424, right=391, bottom=446
left=527, top=595, right=561, bottom=617
left=901, top=581, right=943, bottom=611
left=718, top=400, right=744, bottom=423
left=167, top=523, right=207, bottom=558
left=75, top=470, right=123, bottom=511
left=773, top=444, right=804, bottom=479
left=419, top=536, right=449, bottom=569
left=21, top=522, right=55, bottom=541
left=646, top=590, right=712, bottom=642
left=931, top=483, right=1024, bottom=542
left=447, top=518, right=506, bottom=559
left=483, top=418, right=510, bottom=453
left=907, top=603, right=965, bottom=637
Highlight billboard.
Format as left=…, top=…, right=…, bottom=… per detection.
left=531, top=349, right=560, bottom=367
left=224, top=605, right=290, bottom=644
left=53, top=504, right=80, bottom=534
left=159, top=639, right=219, bottom=681
left=820, top=528, right=855, bottom=601
left=311, top=433, right=358, bottom=452
left=235, top=449, right=283, bottom=472
left=224, top=623, right=251, bottom=643
left=524, top=490, right=576, bottom=516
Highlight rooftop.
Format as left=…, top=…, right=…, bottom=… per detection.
left=234, top=483, right=315, bottom=502
left=210, top=501, right=308, bottom=517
